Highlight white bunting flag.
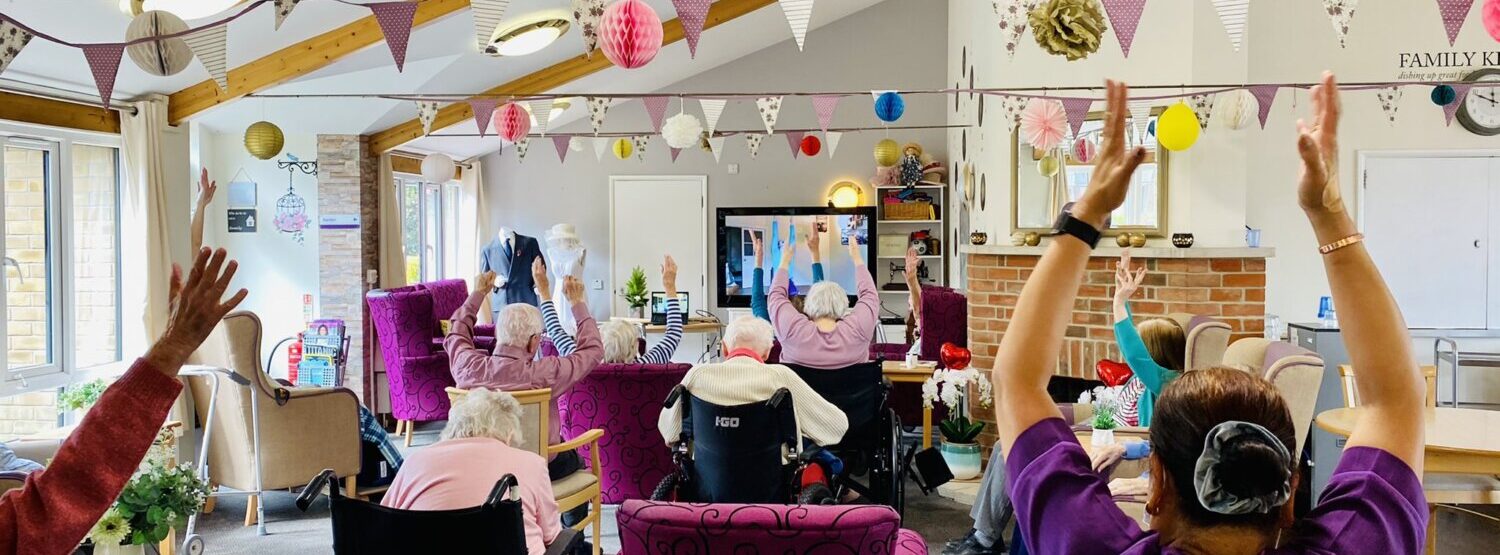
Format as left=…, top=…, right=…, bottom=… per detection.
left=1212, top=0, right=1249, bottom=51
left=275, top=0, right=303, bottom=30
left=516, top=137, right=531, bottom=162
left=756, top=96, right=783, bottom=134
left=1323, top=0, right=1358, bottom=48
left=746, top=133, right=764, bottom=158
left=997, top=95, right=1027, bottom=134
left=183, top=25, right=229, bottom=92
left=593, top=137, right=610, bottom=161
left=416, top=101, right=439, bottom=135
left=1128, top=100, right=1153, bottom=145
left=825, top=131, right=843, bottom=158
left=699, top=98, right=727, bottom=136
left=708, top=136, right=727, bottom=162
left=993, top=0, right=1039, bottom=60
left=587, top=97, right=610, bottom=135
left=572, top=0, right=606, bottom=57
left=1376, top=86, right=1402, bottom=125
left=777, top=0, right=815, bottom=51
left=529, top=99, right=553, bottom=136
left=0, top=20, right=33, bottom=78
left=1189, top=94, right=1214, bottom=132
left=633, top=136, right=650, bottom=161
left=471, top=0, right=511, bottom=52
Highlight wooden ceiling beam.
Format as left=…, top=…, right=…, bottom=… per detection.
left=167, top=0, right=471, bottom=125
left=0, top=91, right=120, bottom=134
left=368, top=0, right=776, bottom=154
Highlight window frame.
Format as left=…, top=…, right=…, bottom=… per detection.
left=395, top=173, right=460, bottom=283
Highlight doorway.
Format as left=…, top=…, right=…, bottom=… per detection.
left=609, top=176, right=709, bottom=361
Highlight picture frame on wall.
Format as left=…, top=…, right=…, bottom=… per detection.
left=228, top=180, right=257, bottom=208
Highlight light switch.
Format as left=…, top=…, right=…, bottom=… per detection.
left=591, top=279, right=604, bottom=290
left=728, top=163, right=739, bottom=174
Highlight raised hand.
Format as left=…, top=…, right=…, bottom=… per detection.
left=1297, top=72, right=1345, bottom=217
left=752, top=233, right=765, bottom=268
left=904, top=247, right=921, bottom=279
left=473, top=271, right=497, bottom=296
left=846, top=230, right=864, bottom=266
left=779, top=235, right=796, bottom=268
left=562, top=276, right=586, bottom=306
left=661, top=255, right=678, bottom=297
left=807, top=226, right=822, bottom=263
left=1070, top=80, right=1148, bottom=230
left=1113, top=249, right=1146, bottom=301
left=145, top=248, right=248, bottom=376
left=197, top=167, right=217, bottom=208
left=531, top=257, right=551, bottom=298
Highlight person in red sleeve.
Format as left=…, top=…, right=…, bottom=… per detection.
left=0, top=247, right=248, bottom=555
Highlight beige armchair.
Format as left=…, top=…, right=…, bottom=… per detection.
left=448, top=387, right=604, bottom=555
left=1167, top=313, right=1232, bottom=371
left=1221, top=338, right=1324, bottom=453
left=185, top=312, right=361, bottom=535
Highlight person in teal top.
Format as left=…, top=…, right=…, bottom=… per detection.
left=1111, top=249, right=1186, bottom=427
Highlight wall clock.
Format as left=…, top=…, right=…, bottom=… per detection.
left=1458, top=68, right=1500, bottom=136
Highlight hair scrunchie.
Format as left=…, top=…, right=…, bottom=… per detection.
left=1192, top=420, right=1292, bottom=515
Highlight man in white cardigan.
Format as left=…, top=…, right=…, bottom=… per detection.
left=658, top=316, right=848, bottom=453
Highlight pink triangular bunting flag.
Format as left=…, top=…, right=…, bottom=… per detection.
left=1248, top=85, right=1280, bottom=129
left=81, top=44, right=125, bottom=108
left=470, top=98, right=499, bottom=138
left=785, top=131, right=805, bottom=158
left=1060, top=98, right=1093, bottom=137
left=1436, top=0, right=1474, bottom=46
left=811, top=95, right=841, bottom=132
left=670, top=146, right=683, bottom=162
left=553, top=136, right=571, bottom=162
left=642, top=96, right=671, bottom=133
left=369, top=2, right=418, bottom=72
left=1101, top=0, right=1148, bottom=57
left=672, top=0, right=713, bottom=58
left=1444, top=83, right=1474, bottom=125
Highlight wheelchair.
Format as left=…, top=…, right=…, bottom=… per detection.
left=650, top=387, right=836, bottom=505
left=782, top=361, right=911, bottom=514
left=296, top=469, right=583, bottom=554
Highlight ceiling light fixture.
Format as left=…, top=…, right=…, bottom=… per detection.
left=120, top=0, right=241, bottom=19
left=487, top=17, right=571, bottom=57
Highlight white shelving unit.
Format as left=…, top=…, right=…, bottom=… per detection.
left=874, top=181, right=947, bottom=320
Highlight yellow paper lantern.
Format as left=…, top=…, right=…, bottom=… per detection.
left=1037, top=155, right=1061, bottom=177
left=874, top=139, right=900, bottom=167
left=1156, top=102, right=1200, bottom=152
left=613, top=138, right=633, bottom=160
left=244, top=121, right=285, bottom=160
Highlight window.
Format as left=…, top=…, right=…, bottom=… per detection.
left=397, top=175, right=460, bottom=284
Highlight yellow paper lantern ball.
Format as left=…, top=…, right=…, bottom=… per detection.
left=613, top=138, right=634, bottom=160
left=1156, top=102, right=1201, bottom=152
left=874, top=139, right=900, bottom=167
left=244, top=121, right=285, bottom=160
left=1037, top=155, right=1061, bottom=177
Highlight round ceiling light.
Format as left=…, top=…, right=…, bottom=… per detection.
left=121, top=0, right=241, bottom=19
left=487, top=18, right=571, bottom=57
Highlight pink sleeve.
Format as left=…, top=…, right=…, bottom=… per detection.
left=839, top=267, right=880, bottom=340
left=769, top=271, right=814, bottom=340
left=531, top=459, right=563, bottom=546
left=444, top=289, right=491, bottom=384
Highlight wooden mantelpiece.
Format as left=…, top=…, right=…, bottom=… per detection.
left=961, top=245, right=1276, bottom=259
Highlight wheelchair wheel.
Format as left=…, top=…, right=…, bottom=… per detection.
left=887, top=409, right=905, bottom=515
left=651, top=472, right=681, bottom=501
left=798, top=483, right=836, bottom=505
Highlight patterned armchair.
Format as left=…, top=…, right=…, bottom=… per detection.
left=368, top=287, right=455, bottom=446
left=422, top=279, right=469, bottom=321
left=616, top=500, right=928, bottom=555
left=871, top=285, right=968, bottom=425
left=557, top=363, right=692, bottom=503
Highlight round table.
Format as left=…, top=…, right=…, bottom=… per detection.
left=1315, top=407, right=1500, bottom=474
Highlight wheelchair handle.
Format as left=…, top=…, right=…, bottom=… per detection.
left=484, top=474, right=520, bottom=507
left=767, top=388, right=791, bottom=408
left=663, top=385, right=685, bottom=409
left=296, top=469, right=337, bottom=511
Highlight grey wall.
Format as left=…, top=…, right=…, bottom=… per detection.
left=482, top=0, right=949, bottom=318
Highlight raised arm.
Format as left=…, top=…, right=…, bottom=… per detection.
left=537, top=277, right=605, bottom=388
left=534, top=258, right=576, bottom=356
left=840, top=233, right=880, bottom=338
left=190, top=167, right=217, bottom=254
left=1298, top=73, right=1423, bottom=471
left=1111, top=251, right=1171, bottom=394
left=769, top=237, right=814, bottom=337
left=750, top=233, right=771, bottom=321
left=904, top=247, right=923, bottom=324
left=993, top=81, right=1147, bottom=456
left=640, top=256, right=683, bottom=364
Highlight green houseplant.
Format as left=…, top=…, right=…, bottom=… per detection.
left=58, top=379, right=108, bottom=413
left=88, top=462, right=210, bottom=554
left=620, top=266, right=650, bottom=319
left=1080, top=386, right=1121, bottom=446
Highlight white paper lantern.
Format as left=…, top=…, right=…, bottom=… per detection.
left=421, top=153, right=456, bottom=184
left=126, top=10, right=193, bottom=76
left=662, top=113, right=704, bottom=149
left=1219, top=89, right=1258, bottom=131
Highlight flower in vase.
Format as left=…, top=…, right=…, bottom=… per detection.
left=90, top=507, right=132, bottom=547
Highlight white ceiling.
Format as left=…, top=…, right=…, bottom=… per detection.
left=1, top=0, right=887, bottom=156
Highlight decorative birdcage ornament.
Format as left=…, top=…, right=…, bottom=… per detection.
left=274, top=156, right=317, bottom=244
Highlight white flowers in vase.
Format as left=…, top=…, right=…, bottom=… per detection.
left=1080, top=386, right=1122, bottom=446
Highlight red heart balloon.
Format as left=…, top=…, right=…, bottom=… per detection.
left=1096, top=359, right=1134, bottom=388
left=940, top=342, right=972, bottom=370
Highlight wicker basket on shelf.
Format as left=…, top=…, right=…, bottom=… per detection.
left=884, top=201, right=935, bottom=221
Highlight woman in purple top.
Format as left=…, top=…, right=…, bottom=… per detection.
left=990, top=76, right=1428, bottom=554
left=769, top=229, right=880, bottom=369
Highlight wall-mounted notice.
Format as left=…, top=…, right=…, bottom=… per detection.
left=228, top=209, right=258, bottom=233
left=320, top=215, right=361, bottom=230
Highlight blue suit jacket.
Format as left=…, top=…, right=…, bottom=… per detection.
left=480, top=234, right=544, bottom=312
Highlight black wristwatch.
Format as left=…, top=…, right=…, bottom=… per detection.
left=1051, top=210, right=1104, bottom=249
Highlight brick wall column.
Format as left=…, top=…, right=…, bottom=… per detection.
left=317, top=135, right=379, bottom=404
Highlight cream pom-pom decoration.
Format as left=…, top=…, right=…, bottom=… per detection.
left=662, top=113, right=704, bottom=149
left=1218, top=89, right=1257, bottom=131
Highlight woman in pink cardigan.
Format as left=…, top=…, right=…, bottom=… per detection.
left=769, top=231, right=880, bottom=370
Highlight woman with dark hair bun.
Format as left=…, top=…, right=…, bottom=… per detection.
left=988, top=75, right=1427, bottom=554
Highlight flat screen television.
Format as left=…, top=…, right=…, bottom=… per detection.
left=717, top=206, right=878, bottom=308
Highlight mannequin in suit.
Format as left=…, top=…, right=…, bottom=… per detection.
left=480, top=227, right=545, bottom=320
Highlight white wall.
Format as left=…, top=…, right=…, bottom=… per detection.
left=480, top=0, right=949, bottom=318
left=948, top=0, right=1500, bottom=324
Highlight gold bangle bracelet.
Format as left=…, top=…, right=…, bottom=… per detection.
left=1319, top=233, right=1365, bottom=255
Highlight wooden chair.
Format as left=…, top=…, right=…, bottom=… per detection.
left=1338, top=365, right=1500, bottom=554
left=447, top=387, right=605, bottom=555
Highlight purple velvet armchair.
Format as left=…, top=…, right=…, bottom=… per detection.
left=367, top=287, right=455, bottom=446
left=557, top=363, right=692, bottom=503
left=871, top=285, right=968, bottom=425
left=616, top=500, right=928, bottom=555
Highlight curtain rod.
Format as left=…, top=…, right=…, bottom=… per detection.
left=0, top=79, right=138, bottom=115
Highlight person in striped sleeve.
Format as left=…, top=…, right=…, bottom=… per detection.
left=534, top=256, right=685, bottom=364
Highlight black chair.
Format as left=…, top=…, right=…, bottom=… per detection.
left=653, top=386, right=806, bottom=504
left=297, top=469, right=583, bottom=554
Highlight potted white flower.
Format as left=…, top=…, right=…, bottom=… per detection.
left=86, top=462, right=209, bottom=555
left=921, top=366, right=994, bottom=480
left=1079, top=386, right=1122, bottom=447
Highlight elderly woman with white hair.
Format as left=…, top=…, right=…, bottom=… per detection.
left=769, top=230, right=880, bottom=369
left=382, top=389, right=565, bottom=555
left=538, top=256, right=684, bottom=364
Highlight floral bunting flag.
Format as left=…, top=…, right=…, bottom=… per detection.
left=183, top=24, right=229, bottom=91
left=993, top=0, right=1038, bottom=60
left=757, top=96, right=783, bottom=134
left=1060, top=98, right=1093, bottom=137
left=593, top=137, right=610, bottom=161
left=415, top=101, right=439, bottom=135
left=553, top=136, right=571, bottom=163
left=1189, top=94, right=1214, bottom=132
left=587, top=97, right=610, bottom=135
left=471, top=0, right=511, bottom=52
left=777, top=0, right=815, bottom=51
left=1376, top=86, right=1402, bottom=125
left=1248, top=85, right=1280, bottom=128
left=1128, top=100, right=1152, bottom=144
left=516, top=137, right=531, bottom=162
left=368, top=2, right=418, bottom=72
left=708, top=136, right=727, bottom=162
left=528, top=99, right=553, bottom=136
left=811, top=95, right=841, bottom=132
left=275, top=0, right=303, bottom=30
left=1444, top=83, right=1474, bottom=125
left=1101, top=0, right=1148, bottom=57
left=1435, top=0, right=1475, bottom=46
left=633, top=135, right=650, bottom=161
left=826, top=131, right=843, bottom=158
left=672, top=0, right=713, bottom=58
left=669, top=146, right=683, bottom=162
left=81, top=44, right=125, bottom=108
left=642, top=96, right=671, bottom=133
left=747, top=133, right=764, bottom=158
left=699, top=98, right=727, bottom=136
left=1323, top=0, right=1358, bottom=48
left=996, top=95, right=1027, bottom=134
left=1212, top=0, right=1249, bottom=52
left=470, top=98, right=499, bottom=138
left=0, top=21, right=33, bottom=78
left=573, top=0, right=606, bottom=57
left=785, top=131, right=806, bottom=158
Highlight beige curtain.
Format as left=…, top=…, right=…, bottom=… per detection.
left=120, top=95, right=173, bottom=352
left=457, top=158, right=492, bottom=324
left=1047, top=148, right=1072, bottom=218
left=377, top=154, right=406, bottom=290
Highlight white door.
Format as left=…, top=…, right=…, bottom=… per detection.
left=1361, top=156, right=1492, bottom=328
left=610, top=176, right=708, bottom=361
